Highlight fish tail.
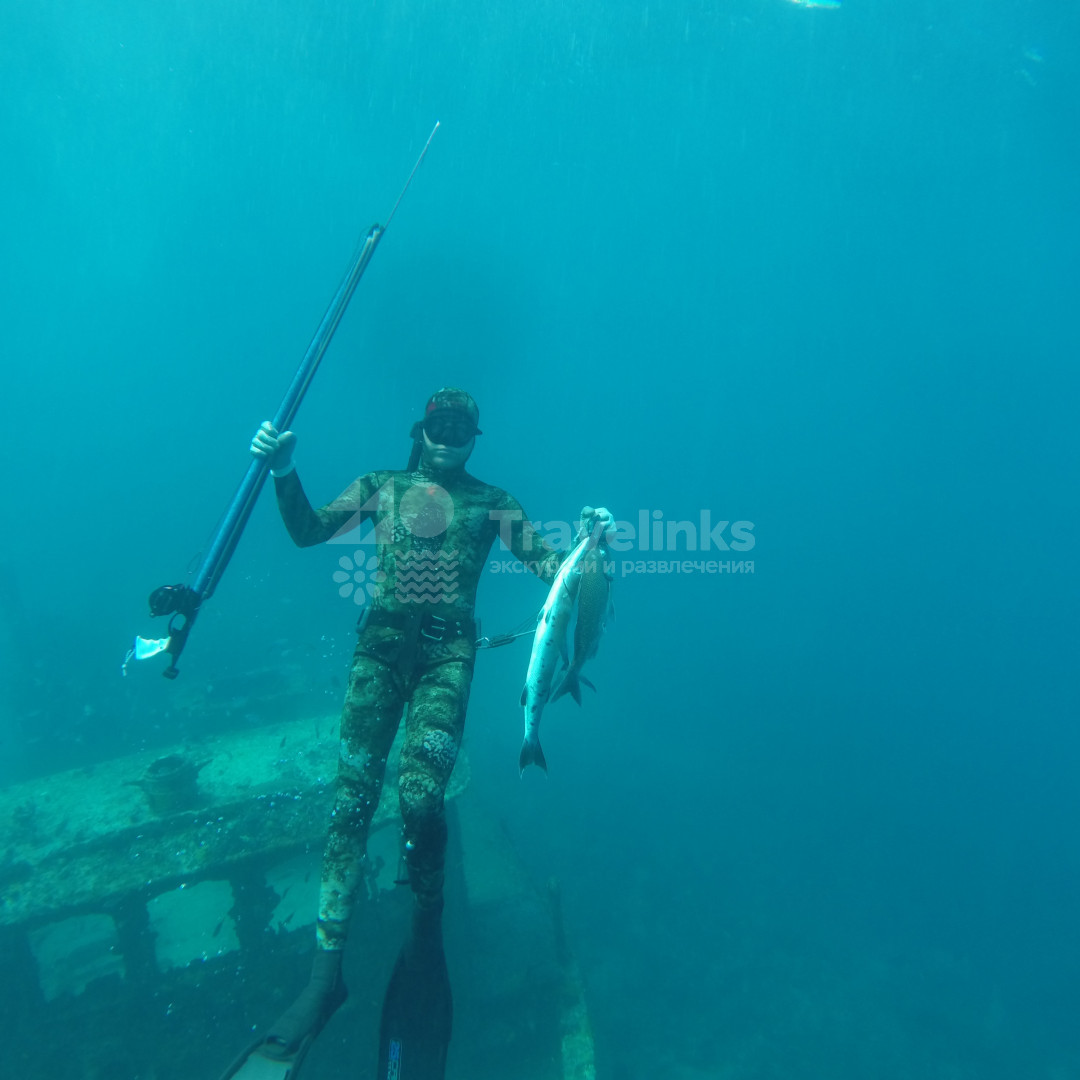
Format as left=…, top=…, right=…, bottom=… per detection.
left=519, top=735, right=548, bottom=775
left=552, top=671, right=594, bottom=705
left=558, top=671, right=583, bottom=705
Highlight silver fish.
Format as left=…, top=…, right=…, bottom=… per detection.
left=519, top=534, right=592, bottom=774
left=551, top=541, right=613, bottom=705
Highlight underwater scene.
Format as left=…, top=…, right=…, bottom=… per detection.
left=1, top=0, right=1077, bottom=1078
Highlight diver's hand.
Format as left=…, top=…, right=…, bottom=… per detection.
left=577, top=506, right=616, bottom=543
left=250, top=421, right=297, bottom=475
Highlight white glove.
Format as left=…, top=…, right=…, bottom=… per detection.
left=577, top=505, right=616, bottom=543
left=250, top=421, right=297, bottom=476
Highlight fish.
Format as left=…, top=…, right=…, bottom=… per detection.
left=519, top=532, right=593, bottom=774
left=551, top=540, right=613, bottom=705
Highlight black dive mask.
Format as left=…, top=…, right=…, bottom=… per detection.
left=423, top=412, right=478, bottom=447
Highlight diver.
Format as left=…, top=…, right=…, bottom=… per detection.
left=220, top=387, right=613, bottom=1080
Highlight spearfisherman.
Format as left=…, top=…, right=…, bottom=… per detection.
left=220, top=387, right=613, bottom=1080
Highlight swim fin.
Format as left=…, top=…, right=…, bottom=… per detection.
left=218, top=950, right=345, bottom=1080
left=217, top=1035, right=315, bottom=1080
left=376, top=915, right=453, bottom=1080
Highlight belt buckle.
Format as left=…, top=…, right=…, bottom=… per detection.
left=420, top=613, right=447, bottom=642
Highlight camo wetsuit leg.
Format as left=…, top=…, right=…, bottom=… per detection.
left=316, top=640, right=404, bottom=951
left=399, top=657, right=473, bottom=913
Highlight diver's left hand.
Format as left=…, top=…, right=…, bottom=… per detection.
left=577, top=506, right=616, bottom=543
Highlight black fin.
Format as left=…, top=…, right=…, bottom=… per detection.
left=377, top=930, right=453, bottom=1079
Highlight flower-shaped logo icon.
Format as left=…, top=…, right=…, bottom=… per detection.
left=333, top=550, right=385, bottom=605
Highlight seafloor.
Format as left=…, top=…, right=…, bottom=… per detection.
left=0, top=715, right=593, bottom=1080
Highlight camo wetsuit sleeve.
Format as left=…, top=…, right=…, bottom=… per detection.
left=274, top=471, right=383, bottom=548
left=494, top=490, right=564, bottom=583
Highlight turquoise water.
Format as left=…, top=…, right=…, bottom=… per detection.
left=2, top=1, right=1078, bottom=1077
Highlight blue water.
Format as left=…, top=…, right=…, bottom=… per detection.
left=2, top=1, right=1078, bottom=1076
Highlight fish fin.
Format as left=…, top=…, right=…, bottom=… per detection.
left=580, top=675, right=596, bottom=694
left=519, top=736, right=548, bottom=775
left=520, top=686, right=528, bottom=707
left=551, top=670, right=581, bottom=705
left=567, top=676, right=582, bottom=705
left=608, top=598, right=616, bottom=622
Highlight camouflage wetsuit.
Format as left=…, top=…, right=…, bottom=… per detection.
left=275, top=461, right=561, bottom=950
